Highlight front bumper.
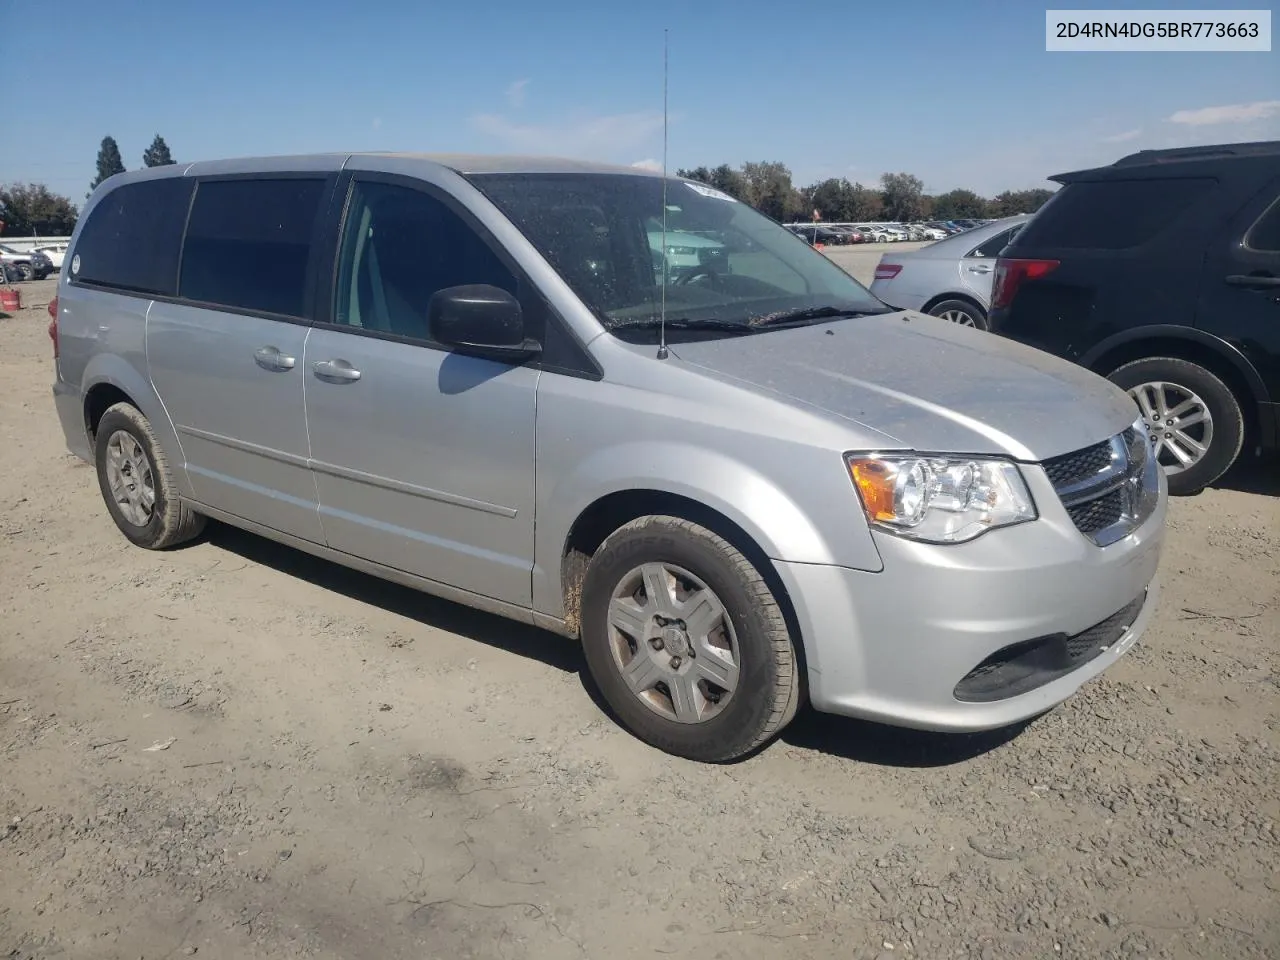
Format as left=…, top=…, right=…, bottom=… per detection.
left=774, top=465, right=1166, bottom=732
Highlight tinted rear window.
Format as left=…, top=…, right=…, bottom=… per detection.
left=1013, top=178, right=1216, bottom=250
left=73, top=178, right=193, bottom=295
left=179, top=178, right=326, bottom=317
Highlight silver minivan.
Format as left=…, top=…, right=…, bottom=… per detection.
left=49, top=155, right=1166, bottom=762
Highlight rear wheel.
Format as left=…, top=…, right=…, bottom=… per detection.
left=579, top=516, right=801, bottom=762
left=94, top=402, right=206, bottom=548
left=927, top=298, right=988, bottom=330
left=1106, top=357, right=1244, bottom=495
left=17, top=263, right=34, bottom=281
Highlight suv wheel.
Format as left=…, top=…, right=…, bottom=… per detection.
left=1107, top=357, right=1244, bottom=495
left=579, top=516, right=802, bottom=762
left=94, top=402, right=206, bottom=548
left=928, top=298, right=988, bottom=330
left=16, top=263, right=34, bottom=281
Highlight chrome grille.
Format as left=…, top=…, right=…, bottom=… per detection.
left=1043, top=425, right=1159, bottom=546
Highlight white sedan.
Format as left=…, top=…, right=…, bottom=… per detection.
left=35, top=243, right=69, bottom=268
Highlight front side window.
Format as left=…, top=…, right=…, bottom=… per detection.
left=333, top=180, right=516, bottom=341
left=469, top=173, right=889, bottom=342
left=73, top=177, right=193, bottom=296
left=179, top=178, right=326, bottom=317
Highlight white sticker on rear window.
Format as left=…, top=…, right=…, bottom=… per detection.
left=71, top=254, right=80, bottom=276
left=684, top=182, right=737, bottom=202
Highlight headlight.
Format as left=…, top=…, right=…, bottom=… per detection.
left=845, top=454, right=1036, bottom=543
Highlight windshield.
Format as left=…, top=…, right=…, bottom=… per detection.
left=468, top=173, right=889, bottom=340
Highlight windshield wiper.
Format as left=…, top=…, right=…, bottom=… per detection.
left=749, top=305, right=891, bottom=327
left=609, top=316, right=751, bottom=331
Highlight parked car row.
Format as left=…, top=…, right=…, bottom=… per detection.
left=0, top=243, right=55, bottom=282
left=786, top=219, right=995, bottom=245
left=871, top=139, right=1280, bottom=496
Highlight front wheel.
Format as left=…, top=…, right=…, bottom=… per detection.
left=1107, top=357, right=1245, bottom=495
left=580, top=516, right=802, bottom=762
left=17, top=263, right=34, bottom=281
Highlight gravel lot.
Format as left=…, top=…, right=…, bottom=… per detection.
left=2, top=277, right=1277, bottom=959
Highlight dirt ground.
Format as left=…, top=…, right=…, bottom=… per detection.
left=2, top=277, right=1277, bottom=959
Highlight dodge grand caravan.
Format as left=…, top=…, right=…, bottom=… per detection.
left=50, top=154, right=1166, bottom=762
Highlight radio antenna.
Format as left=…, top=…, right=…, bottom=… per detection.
left=656, top=27, right=670, bottom=361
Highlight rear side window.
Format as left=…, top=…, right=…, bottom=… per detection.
left=73, top=178, right=193, bottom=295
left=1014, top=178, right=1216, bottom=251
left=1244, top=196, right=1280, bottom=252
left=179, top=178, right=326, bottom=317
left=968, top=226, right=1022, bottom=258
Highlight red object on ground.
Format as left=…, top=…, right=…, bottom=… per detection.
left=0, top=288, right=22, bottom=312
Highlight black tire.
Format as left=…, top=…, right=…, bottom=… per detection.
left=927, top=298, right=988, bottom=331
left=16, top=263, right=34, bottom=281
left=94, top=402, right=206, bottom=549
left=1106, top=357, right=1245, bottom=496
left=580, top=516, right=801, bottom=762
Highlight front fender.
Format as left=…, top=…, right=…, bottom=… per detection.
left=531, top=440, right=883, bottom=620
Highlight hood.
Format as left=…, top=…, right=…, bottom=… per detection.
left=668, top=312, right=1137, bottom=461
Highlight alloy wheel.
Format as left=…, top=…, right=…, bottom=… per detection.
left=1128, top=381, right=1214, bottom=474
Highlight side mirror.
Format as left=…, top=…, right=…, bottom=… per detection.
left=428, top=284, right=541, bottom=361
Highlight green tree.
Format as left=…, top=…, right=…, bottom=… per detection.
left=931, top=188, right=989, bottom=220
left=845, top=182, right=883, bottom=221
left=706, top=164, right=748, bottom=202
left=740, top=161, right=801, bottom=222
left=89, top=136, right=126, bottom=194
left=675, top=166, right=711, bottom=183
left=0, top=183, right=79, bottom=235
left=677, top=164, right=749, bottom=202
left=880, top=172, right=925, bottom=222
left=989, top=188, right=1055, bottom=217
left=143, top=134, right=175, bottom=167
left=809, top=178, right=855, bottom=221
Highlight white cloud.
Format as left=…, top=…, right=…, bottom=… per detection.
left=631, top=158, right=662, bottom=171
left=1167, top=100, right=1280, bottom=126
left=1102, top=127, right=1142, bottom=143
left=469, top=110, right=667, bottom=158
left=371, top=117, right=382, bottom=130
left=505, top=79, right=531, bottom=109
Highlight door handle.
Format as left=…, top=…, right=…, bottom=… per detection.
left=253, top=346, right=296, bottom=371
left=312, top=358, right=362, bottom=383
left=1225, top=274, right=1280, bottom=288
left=967, top=264, right=994, bottom=274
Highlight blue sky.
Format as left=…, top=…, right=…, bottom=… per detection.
left=3, top=0, right=1276, bottom=204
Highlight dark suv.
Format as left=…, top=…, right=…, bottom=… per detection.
left=989, top=140, right=1279, bottom=495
